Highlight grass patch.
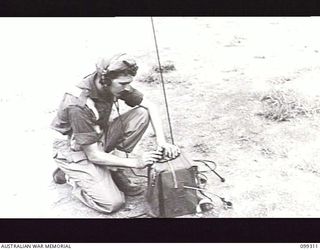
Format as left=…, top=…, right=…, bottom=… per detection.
left=258, top=89, right=320, bottom=122
left=138, top=61, right=176, bottom=84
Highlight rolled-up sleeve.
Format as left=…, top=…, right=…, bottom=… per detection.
left=119, top=86, right=144, bottom=107
left=68, top=106, right=99, bottom=146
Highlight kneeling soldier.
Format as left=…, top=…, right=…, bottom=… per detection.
left=51, top=53, right=180, bottom=213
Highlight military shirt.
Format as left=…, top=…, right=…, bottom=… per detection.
left=51, top=73, right=144, bottom=146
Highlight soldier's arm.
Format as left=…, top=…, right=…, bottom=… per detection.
left=82, top=143, right=162, bottom=169
left=82, top=143, right=141, bottom=168
left=139, top=98, right=180, bottom=158
left=68, top=106, right=162, bottom=169
left=139, top=98, right=166, bottom=145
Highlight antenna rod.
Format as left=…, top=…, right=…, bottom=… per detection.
left=150, top=17, right=175, bottom=145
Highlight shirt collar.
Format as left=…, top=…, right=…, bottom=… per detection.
left=76, top=72, right=106, bottom=100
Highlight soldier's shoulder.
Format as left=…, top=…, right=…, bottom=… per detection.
left=60, top=88, right=87, bottom=109
left=65, top=85, right=84, bottom=98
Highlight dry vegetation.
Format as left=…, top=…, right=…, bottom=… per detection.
left=2, top=18, right=320, bottom=218
left=137, top=61, right=178, bottom=84
left=48, top=18, right=320, bottom=218
left=258, top=89, right=320, bottom=121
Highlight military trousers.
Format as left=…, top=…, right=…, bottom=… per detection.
left=53, top=107, right=150, bottom=213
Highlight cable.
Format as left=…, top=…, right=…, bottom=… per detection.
left=200, top=159, right=219, bottom=167
left=130, top=168, right=148, bottom=178
left=113, top=99, right=129, bottom=157
left=150, top=17, right=175, bottom=145
left=193, top=159, right=225, bottom=182
left=113, top=99, right=148, bottom=178
left=199, top=190, right=213, bottom=202
left=183, top=185, right=232, bottom=208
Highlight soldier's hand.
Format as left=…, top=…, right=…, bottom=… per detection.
left=135, top=150, right=163, bottom=169
left=157, top=142, right=181, bottom=159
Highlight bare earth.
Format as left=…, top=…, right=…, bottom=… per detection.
left=1, top=17, right=320, bottom=218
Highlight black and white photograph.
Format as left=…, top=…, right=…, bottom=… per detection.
left=1, top=17, right=320, bottom=220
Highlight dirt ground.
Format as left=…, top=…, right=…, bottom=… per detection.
left=1, top=17, right=320, bottom=218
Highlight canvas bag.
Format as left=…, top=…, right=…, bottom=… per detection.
left=145, top=152, right=201, bottom=218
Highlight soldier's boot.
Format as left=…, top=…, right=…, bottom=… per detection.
left=53, top=168, right=67, bottom=184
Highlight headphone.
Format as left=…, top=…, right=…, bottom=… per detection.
left=96, top=53, right=139, bottom=87
left=100, top=70, right=113, bottom=87
left=96, top=53, right=127, bottom=86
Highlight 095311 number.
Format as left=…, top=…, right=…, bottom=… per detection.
left=300, top=244, right=318, bottom=248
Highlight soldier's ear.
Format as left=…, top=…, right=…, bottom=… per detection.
left=104, top=77, right=113, bottom=86
left=99, top=72, right=113, bottom=86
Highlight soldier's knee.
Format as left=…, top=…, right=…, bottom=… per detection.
left=135, top=107, right=150, bottom=123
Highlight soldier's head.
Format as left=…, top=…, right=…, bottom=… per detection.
left=95, top=53, right=138, bottom=97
